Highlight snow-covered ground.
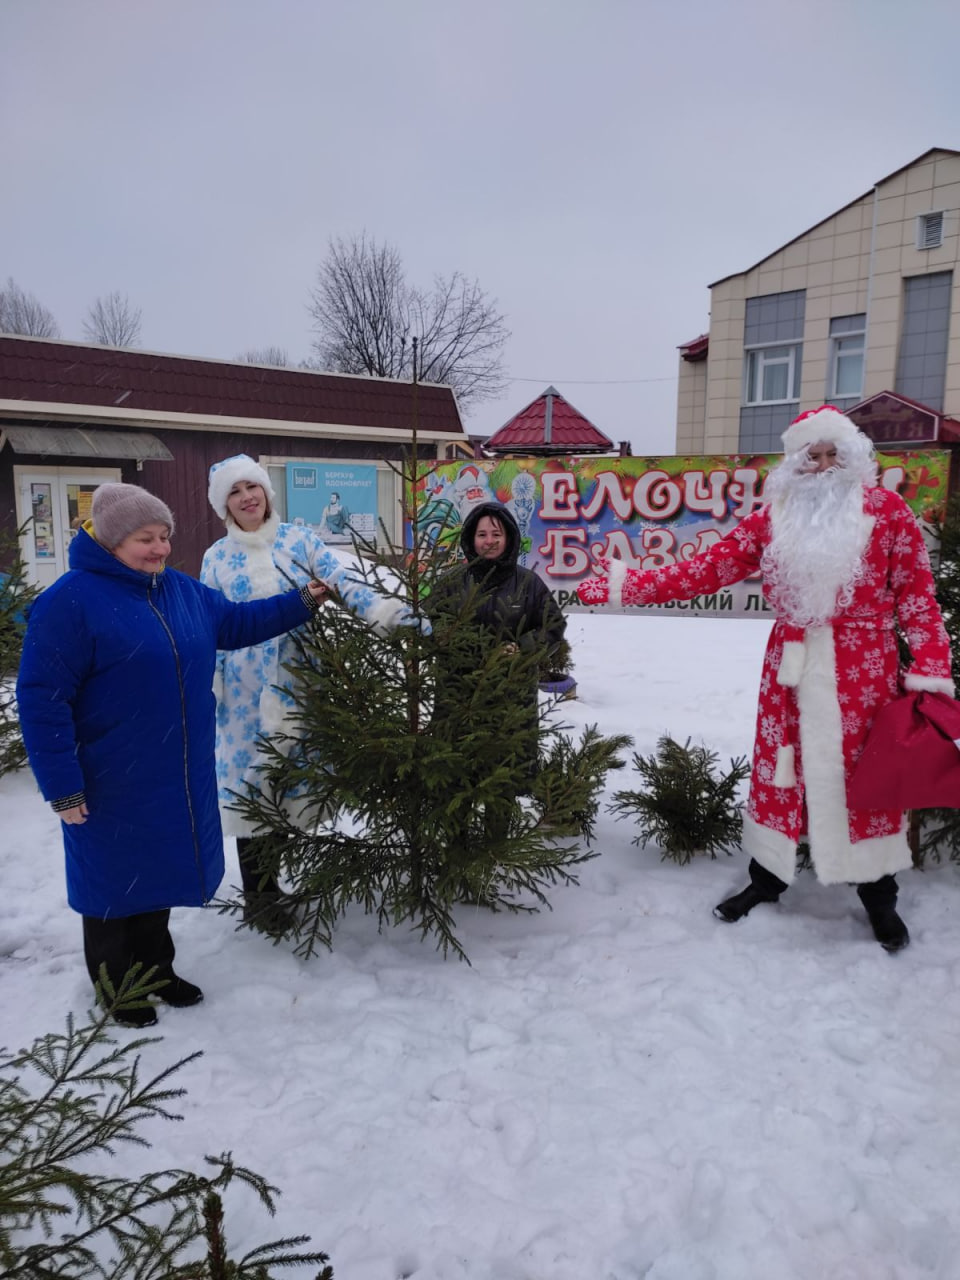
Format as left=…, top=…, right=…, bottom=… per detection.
left=4, top=614, right=960, bottom=1280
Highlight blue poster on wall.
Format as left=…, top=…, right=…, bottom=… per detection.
left=285, top=463, right=378, bottom=544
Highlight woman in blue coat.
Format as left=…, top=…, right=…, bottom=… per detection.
left=16, top=483, right=327, bottom=1027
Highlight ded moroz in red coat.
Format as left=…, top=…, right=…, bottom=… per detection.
left=577, top=487, right=954, bottom=886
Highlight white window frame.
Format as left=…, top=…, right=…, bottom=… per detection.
left=743, top=342, right=801, bottom=406
left=917, top=211, right=944, bottom=250
left=829, top=326, right=865, bottom=399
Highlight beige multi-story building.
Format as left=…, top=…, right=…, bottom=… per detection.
left=676, top=147, right=960, bottom=455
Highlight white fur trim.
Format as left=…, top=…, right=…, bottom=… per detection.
left=781, top=407, right=861, bottom=455
left=208, top=454, right=276, bottom=519
left=222, top=511, right=279, bottom=549
left=795, top=626, right=911, bottom=886
left=773, top=744, right=797, bottom=788
left=741, top=813, right=798, bottom=884
left=903, top=672, right=956, bottom=697
left=224, top=516, right=287, bottom=596
left=777, top=641, right=806, bottom=688
left=607, top=559, right=627, bottom=609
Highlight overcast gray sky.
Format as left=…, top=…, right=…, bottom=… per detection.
left=4, top=0, right=960, bottom=453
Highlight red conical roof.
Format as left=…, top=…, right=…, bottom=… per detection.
left=485, top=386, right=613, bottom=454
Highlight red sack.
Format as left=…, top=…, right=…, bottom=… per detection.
left=847, top=691, right=960, bottom=811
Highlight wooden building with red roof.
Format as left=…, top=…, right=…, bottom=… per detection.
left=0, top=335, right=468, bottom=584
left=483, top=386, right=618, bottom=457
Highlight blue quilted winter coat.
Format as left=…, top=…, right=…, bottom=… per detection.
left=16, top=528, right=312, bottom=919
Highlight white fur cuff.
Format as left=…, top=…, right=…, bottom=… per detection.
left=607, top=559, right=628, bottom=609
left=773, top=744, right=797, bottom=788
left=777, top=641, right=806, bottom=688
left=903, top=672, right=956, bottom=697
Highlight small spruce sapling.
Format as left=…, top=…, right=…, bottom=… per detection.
left=609, top=734, right=750, bottom=864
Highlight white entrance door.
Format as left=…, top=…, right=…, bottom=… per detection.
left=15, top=467, right=121, bottom=588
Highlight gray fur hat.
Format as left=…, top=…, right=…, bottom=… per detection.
left=91, top=483, right=175, bottom=550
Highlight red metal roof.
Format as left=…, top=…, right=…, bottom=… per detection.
left=678, top=333, right=709, bottom=362
left=848, top=390, right=960, bottom=445
left=0, top=336, right=464, bottom=438
left=485, top=386, right=613, bottom=454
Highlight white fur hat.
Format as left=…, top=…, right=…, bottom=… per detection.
left=781, top=405, right=861, bottom=455
left=207, top=454, right=276, bottom=520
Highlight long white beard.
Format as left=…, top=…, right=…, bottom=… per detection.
left=762, top=464, right=871, bottom=627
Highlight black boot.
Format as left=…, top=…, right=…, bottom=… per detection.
left=242, top=892, right=298, bottom=935
left=237, top=836, right=282, bottom=897
left=714, top=859, right=786, bottom=922
left=83, top=910, right=173, bottom=1025
left=237, top=837, right=297, bottom=935
left=155, top=972, right=204, bottom=1007
left=113, top=1004, right=159, bottom=1029
left=857, top=876, right=909, bottom=953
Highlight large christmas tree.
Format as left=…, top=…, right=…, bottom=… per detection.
left=228, top=396, right=629, bottom=959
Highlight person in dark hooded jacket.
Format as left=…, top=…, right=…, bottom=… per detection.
left=427, top=502, right=566, bottom=785
left=16, top=483, right=329, bottom=1027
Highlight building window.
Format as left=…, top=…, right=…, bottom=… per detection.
left=917, top=212, right=944, bottom=250
left=895, top=271, right=953, bottom=411
left=742, top=289, right=805, bottom=408
left=829, top=314, right=865, bottom=399
left=744, top=344, right=801, bottom=404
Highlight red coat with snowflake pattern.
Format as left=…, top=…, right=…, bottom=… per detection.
left=577, top=487, right=953, bottom=885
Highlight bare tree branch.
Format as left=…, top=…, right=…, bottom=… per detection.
left=237, top=346, right=290, bottom=366
left=307, top=234, right=508, bottom=411
left=83, top=291, right=142, bottom=347
left=0, top=276, right=60, bottom=337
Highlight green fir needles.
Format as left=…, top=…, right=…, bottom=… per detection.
left=0, top=969, right=332, bottom=1279
left=609, top=734, right=750, bottom=864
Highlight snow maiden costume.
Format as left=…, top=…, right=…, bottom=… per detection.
left=200, top=455, right=412, bottom=845
left=577, top=408, right=953, bottom=949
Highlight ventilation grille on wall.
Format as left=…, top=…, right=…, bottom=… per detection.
left=918, top=211, right=944, bottom=250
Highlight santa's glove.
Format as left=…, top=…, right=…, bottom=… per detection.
left=367, top=597, right=433, bottom=637
left=577, top=561, right=612, bottom=606
left=577, top=577, right=610, bottom=605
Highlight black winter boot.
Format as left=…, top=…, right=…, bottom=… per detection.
left=857, top=876, right=909, bottom=953
left=714, top=859, right=787, bottom=922
left=242, top=892, right=298, bottom=935
left=156, top=972, right=204, bottom=1007
left=113, top=1004, right=159, bottom=1029
left=237, top=837, right=297, bottom=935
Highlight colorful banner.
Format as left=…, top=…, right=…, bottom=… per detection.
left=411, top=452, right=951, bottom=618
left=286, top=463, right=378, bottom=544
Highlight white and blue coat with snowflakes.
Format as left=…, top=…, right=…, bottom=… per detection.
left=199, top=514, right=406, bottom=835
